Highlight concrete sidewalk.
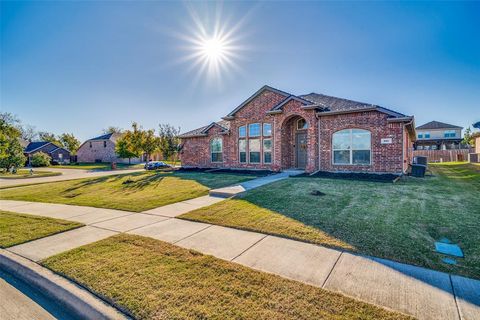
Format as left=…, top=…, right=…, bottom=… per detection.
left=209, top=169, right=304, bottom=197
left=1, top=199, right=479, bottom=320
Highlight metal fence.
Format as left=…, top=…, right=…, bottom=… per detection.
left=412, top=149, right=474, bottom=163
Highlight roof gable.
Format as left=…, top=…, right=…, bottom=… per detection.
left=224, top=85, right=291, bottom=119
left=179, top=120, right=230, bottom=138
left=24, top=141, right=55, bottom=153
left=416, top=121, right=462, bottom=130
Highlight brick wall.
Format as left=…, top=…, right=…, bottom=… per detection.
left=77, top=139, right=142, bottom=163
left=318, top=111, right=405, bottom=174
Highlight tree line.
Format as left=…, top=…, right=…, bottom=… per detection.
left=1, top=112, right=182, bottom=170
left=115, top=123, right=182, bottom=164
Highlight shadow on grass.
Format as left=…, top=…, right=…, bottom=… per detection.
left=60, top=170, right=260, bottom=197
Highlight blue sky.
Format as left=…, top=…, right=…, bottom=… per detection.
left=1, top=1, right=479, bottom=141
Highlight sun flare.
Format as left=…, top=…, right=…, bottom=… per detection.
left=176, top=3, right=250, bottom=86
left=201, top=37, right=226, bottom=61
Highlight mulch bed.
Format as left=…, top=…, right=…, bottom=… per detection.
left=177, top=167, right=273, bottom=176
left=302, top=171, right=400, bottom=183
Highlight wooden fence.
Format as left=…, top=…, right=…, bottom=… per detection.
left=413, top=149, right=474, bottom=163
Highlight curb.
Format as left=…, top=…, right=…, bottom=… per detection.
left=0, top=249, right=129, bottom=320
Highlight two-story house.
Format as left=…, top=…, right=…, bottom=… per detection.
left=414, top=121, right=464, bottom=150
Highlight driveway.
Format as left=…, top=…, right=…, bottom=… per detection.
left=0, top=168, right=143, bottom=189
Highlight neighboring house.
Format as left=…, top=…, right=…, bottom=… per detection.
left=76, top=133, right=143, bottom=163
left=24, top=141, right=70, bottom=164
left=179, top=85, right=416, bottom=174
left=414, top=121, right=464, bottom=150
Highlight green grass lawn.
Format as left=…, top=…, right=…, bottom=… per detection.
left=53, top=162, right=144, bottom=170
left=0, top=211, right=83, bottom=247
left=0, top=169, right=61, bottom=179
left=42, top=234, right=411, bottom=320
left=181, top=163, right=480, bottom=279
left=0, top=171, right=258, bottom=212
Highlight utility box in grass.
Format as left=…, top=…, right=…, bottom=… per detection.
left=411, top=164, right=426, bottom=177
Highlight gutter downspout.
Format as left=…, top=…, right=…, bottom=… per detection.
left=315, top=113, right=321, bottom=172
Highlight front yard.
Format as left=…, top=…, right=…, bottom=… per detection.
left=0, top=171, right=259, bottom=212
left=181, top=163, right=480, bottom=279
left=42, top=234, right=411, bottom=320
left=0, top=211, right=83, bottom=247
left=0, top=169, right=61, bottom=179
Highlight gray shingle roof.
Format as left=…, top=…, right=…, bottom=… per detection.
left=89, top=133, right=114, bottom=141
left=24, top=141, right=51, bottom=153
left=179, top=121, right=230, bottom=138
left=299, top=93, right=373, bottom=112
left=416, top=121, right=462, bottom=130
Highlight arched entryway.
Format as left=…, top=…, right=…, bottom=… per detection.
left=280, top=115, right=309, bottom=169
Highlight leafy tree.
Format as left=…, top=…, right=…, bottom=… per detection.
left=463, top=127, right=474, bottom=146
left=38, top=131, right=63, bottom=147
left=142, top=129, right=160, bottom=163
left=128, top=122, right=146, bottom=159
left=115, top=136, right=138, bottom=164
left=59, top=133, right=80, bottom=155
left=0, top=113, right=27, bottom=171
left=103, top=126, right=123, bottom=134
left=158, top=123, right=181, bottom=164
left=0, top=128, right=26, bottom=171
left=30, top=152, right=51, bottom=167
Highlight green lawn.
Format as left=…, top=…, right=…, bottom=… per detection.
left=53, top=162, right=144, bottom=170
left=181, top=163, right=480, bottom=279
left=0, top=211, right=83, bottom=247
left=42, top=234, right=411, bottom=320
left=0, top=171, right=259, bottom=212
left=0, top=169, right=61, bottom=179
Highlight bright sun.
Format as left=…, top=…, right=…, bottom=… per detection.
left=201, top=38, right=226, bottom=61
left=178, top=3, right=248, bottom=86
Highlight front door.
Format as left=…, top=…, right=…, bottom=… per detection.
left=295, top=133, right=307, bottom=169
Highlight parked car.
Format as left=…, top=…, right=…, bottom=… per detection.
left=144, top=161, right=171, bottom=170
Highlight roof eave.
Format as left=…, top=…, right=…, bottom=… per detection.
left=315, top=107, right=378, bottom=116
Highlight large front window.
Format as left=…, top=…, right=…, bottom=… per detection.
left=210, top=138, right=223, bottom=163
left=332, top=129, right=371, bottom=165
left=238, top=122, right=272, bottom=165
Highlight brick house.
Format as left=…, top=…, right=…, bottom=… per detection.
left=179, top=85, right=416, bottom=174
left=77, top=133, right=143, bottom=163
left=414, top=121, right=465, bottom=150
left=24, top=141, right=71, bottom=165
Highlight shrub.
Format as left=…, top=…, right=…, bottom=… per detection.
left=31, top=152, right=51, bottom=167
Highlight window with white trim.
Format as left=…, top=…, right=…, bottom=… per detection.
left=263, top=123, right=272, bottom=136
left=239, top=139, right=247, bottom=163
left=444, top=130, right=456, bottom=138
left=263, top=139, right=272, bottom=163
left=210, top=138, right=223, bottom=163
left=239, top=126, right=246, bottom=138
left=332, top=129, right=371, bottom=165
left=248, top=123, right=261, bottom=137
left=297, top=118, right=308, bottom=130
left=249, top=139, right=261, bottom=163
